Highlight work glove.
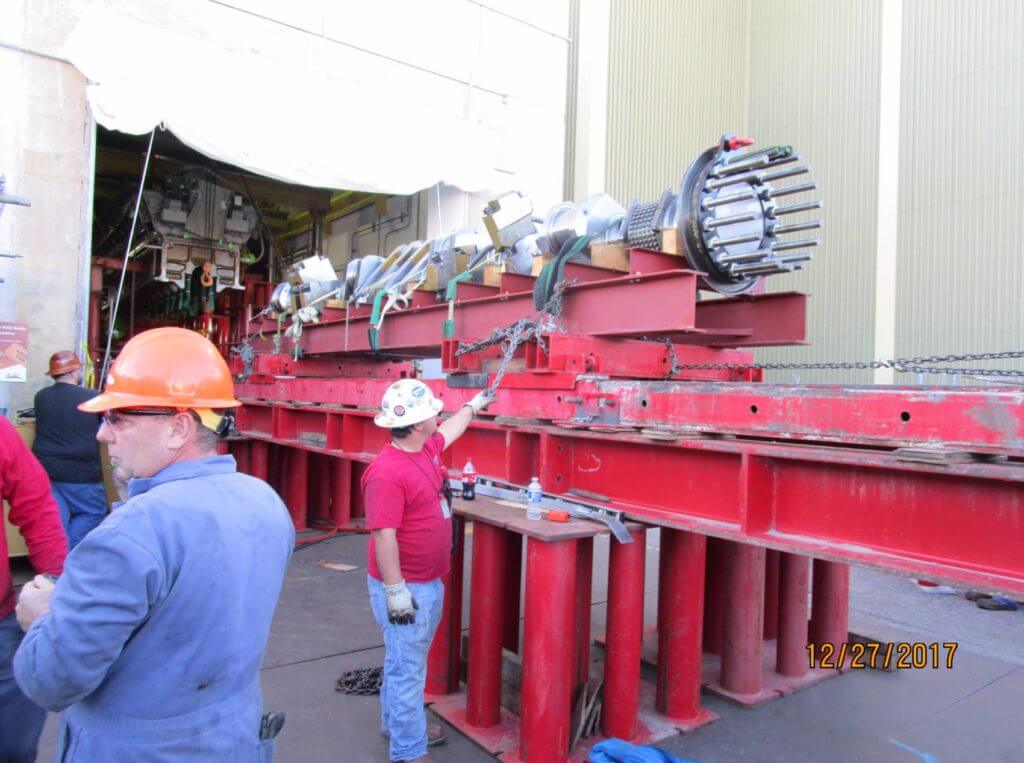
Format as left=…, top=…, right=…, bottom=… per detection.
left=382, top=580, right=418, bottom=625
left=466, top=390, right=496, bottom=414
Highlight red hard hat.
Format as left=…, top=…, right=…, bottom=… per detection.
left=79, top=327, right=240, bottom=413
left=47, top=350, right=82, bottom=377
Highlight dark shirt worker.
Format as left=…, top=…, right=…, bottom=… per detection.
left=32, top=351, right=106, bottom=549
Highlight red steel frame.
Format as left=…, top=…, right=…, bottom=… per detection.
left=230, top=246, right=1024, bottom=761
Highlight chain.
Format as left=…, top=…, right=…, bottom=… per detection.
left=456, top=281, right=573, bottom=394
left=335, top=666, right=383, bottom=696
left=648, top=348, right=1024, bottom=379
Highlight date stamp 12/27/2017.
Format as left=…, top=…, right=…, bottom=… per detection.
left=808, top=642, right=959, bottom=670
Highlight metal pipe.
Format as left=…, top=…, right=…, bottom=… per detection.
left=771, top=219, right=822, bottom=235
left=330, top=457, right=352, bottom=527
left=250, top=441, right=269, bottom=481
left=711, top=154, right=770, bottom=177
left=764, top=549, right=780, bottom=640
left=708, top=232, right=763, bottom=248
left=777, top=253, right=814, bottom=266
left=717, top=249, right=773, bottom=264
left=427, top=516, right=466, bottom=695
left=771, top=237, right=820, bottom=252
left=730, top=260, right=789, bottom=275
left=773, top=200, right=823, bottom=216
left=521, top=538, right=577, bottom=763
left=602, top=525, right=646, bottom=741
left=704, top=212, right=758, bottom=230
left=574, top=536, right=594, bottom=688
left=702, top=189, right=756, bottom=210
left=657, top=529, right=707, bottom=721
left=467, top=522, right=507, bottom=727
left=763, top=164, right=811, bottom=183
left=284, top=448, right=309, bottom=531
left=763, top=181, right=818, bottom=199
left=776, top=553, right=811, bottom=677
left=809, top=560, right=850, bottom=665
left=720, top=542, right=766, bottom=696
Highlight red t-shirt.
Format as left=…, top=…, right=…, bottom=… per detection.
left=363, top=432, right=451, bottom=583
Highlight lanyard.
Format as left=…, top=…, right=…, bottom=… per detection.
left=392, top=441, right=443, bottom=495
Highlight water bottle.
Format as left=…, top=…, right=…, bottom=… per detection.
left=526, top=477, right=543, bottom=521
left=462, top=458, right=477, bottom=501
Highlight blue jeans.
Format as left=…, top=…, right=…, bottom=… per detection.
left=51, top=481, right=107, bottom=550
left=367, top=576, right=444, bottom=762
left=0, top=612, right=47, bottom=762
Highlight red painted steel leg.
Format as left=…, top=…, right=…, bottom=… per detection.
left=250, top=441, right=269, bottom=481
left=720, top=541, right=766, bottom=696
left=427, top=518, right=466, bottom=695
left=232, top=440, right=251, bottom=475
left=776, top=552, right=811, bottom=677
left=657, top=528, right=706, bottom=720
left=574, top=536, right=594, bottom=690
left=285, top=448, right=309, bottom=531
left=503, top=533, right=523, bottom=654
left=314, top=456, right=331, bottom=523
left=331, top=458, right=352, bottom=527
left=602, top=526, right=647, bottom=741
left=764, top=549, right=780, bottom=640
left=703, top=537, right=726, bottom=654
left=521, top=538, right=577, bottom=763
left=466, top=523, right=507, bottom=728
left=810, top=560, right=850, bottom=661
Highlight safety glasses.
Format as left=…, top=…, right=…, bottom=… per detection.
left=101, top=409, right=176, bottom=427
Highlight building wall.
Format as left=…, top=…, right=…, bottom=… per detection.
left=604, top=0, right=750, bottom=202
left=0, top=2, right=92, bottom=414
left=595, top=0, right=1023, bottom=384
left=749, top=0, right=884, bottom=384
left=895, top=0, right=1024, bottom=375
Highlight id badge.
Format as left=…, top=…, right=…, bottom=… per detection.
left=440, top=495, right=452, bottom=519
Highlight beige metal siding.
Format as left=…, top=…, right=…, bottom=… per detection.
left=563, top=0, right=581, bottom=199
left=751, top=0, right=884, bottom=384
left=895, top=0, right=1024, bottom=377
left=604, top=0, right=750, bottom=202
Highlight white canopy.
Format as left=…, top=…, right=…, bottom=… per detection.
left=62, top=1, right=569, bottom=196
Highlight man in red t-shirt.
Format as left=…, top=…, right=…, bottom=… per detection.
left=363, top=379, right=492, bottom=763
left=0, top=417, right=67, bottom=761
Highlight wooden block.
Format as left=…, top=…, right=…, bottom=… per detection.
left=324, top=299, right=346, bottom=309
left=589, top=243, right=630, bottom=272
left=531, top=254, right=555, bottom=276
left=660, top=227, right=683, bottom=256
left=483, top=264, right=503, bottom=287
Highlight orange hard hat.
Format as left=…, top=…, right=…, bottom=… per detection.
left=47, top=350, right=82, bottom=377
left=79, top=327, right=240, bottom=414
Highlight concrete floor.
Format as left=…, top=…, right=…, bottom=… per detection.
left=32, top=529, right=1024, bottom=762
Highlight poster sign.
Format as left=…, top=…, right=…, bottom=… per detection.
left=0, top=322, right=29, bottom=382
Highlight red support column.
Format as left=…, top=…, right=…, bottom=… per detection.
left=602, top=526, right=647, bottom=741
left=250, top=441, right=269, bottom=481
left=719, top=541, right=766, bottom=697
left=466, top=523, right=508, bottom=728
left=314, top=456, right=331, bottom=524
left=764, top=549, right=780, bottom=640
left=503, top=533, right=523, bottom=654
left=521, top=538, right=577, bottom=763
left=331, top=458, right=353, bottom=527
left=809, top=560, right=850, bottom=662
left=776, top=553, right=811, bottom=677
left=232, top=441, right=251, bottom=475
left=574, top=536, right=594, bottom=690
left=703, top=537, right=726, bottom=654
left=285, top=448, right=309, bottom=531
left=427, top=517, right=466, bottom=695
left=657, top=528, right=707, bottom=721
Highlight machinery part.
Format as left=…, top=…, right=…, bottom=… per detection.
left=482, top=191, right=538, bottom=251
left=429, top=228, right=493, bottom=291
left=542, top=193, right=626, bottom=255
left=677, top=136, right=823, bottom=295
left=454, top=477, right=633, bottom=543
left=142, top=169, right=258, bottom=245
left=270, top=254, right=343, bottom=313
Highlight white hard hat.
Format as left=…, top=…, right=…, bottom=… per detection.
left=374, top=379, right=443, bottom=428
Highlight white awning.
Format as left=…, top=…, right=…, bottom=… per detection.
left=62, top=2, right=568, bottom=196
